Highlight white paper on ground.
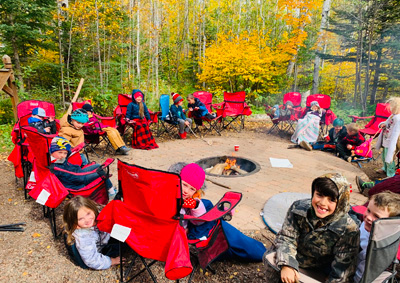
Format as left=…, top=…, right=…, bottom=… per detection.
left=36, top=189, right=51, bottom=205
left=110, top=224, right=131, bottom=242
left=269, top=158, right=293, bottom=168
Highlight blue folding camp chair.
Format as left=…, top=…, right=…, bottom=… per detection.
left=157, top=94, right=179, bottom=138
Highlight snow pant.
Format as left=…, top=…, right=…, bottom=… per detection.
left=102, top=127, right=125, bottom=150
left=177, top=118, right=192, bottom=134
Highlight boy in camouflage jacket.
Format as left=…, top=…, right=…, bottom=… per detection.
left=264, top=173, right=360, bottom=283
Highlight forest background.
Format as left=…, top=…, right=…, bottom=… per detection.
left=0, top=0, right=399, bottom=151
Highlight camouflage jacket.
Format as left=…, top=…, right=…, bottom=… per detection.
left=274, top=173, right=360, bottom=283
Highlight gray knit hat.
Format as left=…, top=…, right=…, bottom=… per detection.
left=310, top=101, right=320, bottom=108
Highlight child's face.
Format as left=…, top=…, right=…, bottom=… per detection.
left=86, top=110, right=93, bottom=117
left=334, top=126, right=342, bottom=133
left=71, top=119, right=84, bottom=129
left=182, top=180, right=197, bottom=200
left=363, top=201, right=390, bottom=232
left=135, top=96, right=143, bottom=103
left=311, top=105, right=319, bottom=111
left=347, top=129, right=356, bottom=136
left=178, top=100, right=183, bottom=106
left=51, top=150, right=68, bottom=160
left=311, top=191, right=337, bottom=218
left=187, top=97, right=195, bottom=104
left=77, top=206, right=96, bottom=229
left=33, top=115, right=44, bottom=120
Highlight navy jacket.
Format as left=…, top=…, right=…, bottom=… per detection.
left=187, top=98, right=208, bottom=118
left=126, top=101, right=151, bottom=121
left=169, top=105, right=186, bottom=120
left=328, top=126, right=347, bottom=144
left=51, top=161, right=102, bottom=190
left=28, top=117, right=57, bottom=134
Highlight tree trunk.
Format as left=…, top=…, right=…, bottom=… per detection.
left=94, top=0, right=103, bottom=93
left=370, top=46, right=382, bottom=105
left=312, top=0, right=332, bottom=94
left=57, top=6, right=65, bottom=108
left=10, top=35, right=25, bottom=93
left=137, top=0, right=141, bottom=86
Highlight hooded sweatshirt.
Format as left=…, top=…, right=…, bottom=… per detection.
left=59, top=113, right=85, bottom=147
left=273, top=173, right=360, bottom=283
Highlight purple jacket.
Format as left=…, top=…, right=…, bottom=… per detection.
left=83, top=116, right=106, bottom=135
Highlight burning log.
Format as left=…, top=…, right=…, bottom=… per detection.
left=205, top=158, right=247, bottom=176
left=230, top=165, right=247, bottom=175
left=208, top=163, right=228, bottom=175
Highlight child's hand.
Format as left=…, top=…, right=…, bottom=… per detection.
left=281, top=266, right=300, bottom=283
left=182, top=198, right=197, bottom=209
left=44, top=127, right=51, bottom=133
left=194, top=107, right=199, bottom=110
left=48, top=116, right=55, bottom=122
left=110, top=257, right=125, bottom=266
left=346, top=144, right=352, bottom=150
left=184, top=121, right=190, bottom=126
left=188, top=107, right=193, bottom=111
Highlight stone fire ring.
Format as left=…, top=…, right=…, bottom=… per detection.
left=196, top=155, right=261, bottom=178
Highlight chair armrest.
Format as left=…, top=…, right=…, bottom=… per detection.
left=348, top=115, right=374, bottom=123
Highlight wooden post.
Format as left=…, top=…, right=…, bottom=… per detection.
left=66, top=78, right=85, bottom=115
left=0, top=55, right=19, bottom=121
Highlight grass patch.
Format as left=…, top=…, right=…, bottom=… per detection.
left=0, top=124, right=14, bottom=154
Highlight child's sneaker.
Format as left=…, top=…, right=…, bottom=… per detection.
left=299, top=141, right=312, bottom=151
left=108, top=187, right=117, bottom=200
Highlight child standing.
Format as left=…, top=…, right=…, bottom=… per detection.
left=50, top=136, right=116, bottom=199
left=59, top=108, right=90, bottom=165
left=375, top=97, right=400, bottom=177
left=125, top=89, right=158, bottom=150
left=81, top=104, right=130, bottom=155
left=169, top=162, right=266, bottom=262
left=169, top=93, right=192, bottom=139
left=63, top=196, right=121, bottom=270
left=28, top=107, right=57, bottom=135
left=264, top=173, right=360, bottom=283
left=336, top=123, right=365, bottom=162
left=353, top=191, right=400, bottom=282
left=187, top=93, right=214, bottom=126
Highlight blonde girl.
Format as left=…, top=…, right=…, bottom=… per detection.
left=376, top=97, right=400, bottom=177
left=63, top=196, right=120, bottom=269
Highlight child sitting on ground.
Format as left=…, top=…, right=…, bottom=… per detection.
left=125, top=89, right=158, bottom=150
left=312, top=118, right=347, bottom=151
left=168, top=162, right=266, bottom=262
left=169, top=93, right=192, bottom=139
left=336, top=123, right=365, bottom=162
left=353, top=191, right=400, bottom=283
left=187, top=93, right=215, bottom=126
left=63, top=196, right=122, bottom=270
left=49, top=136, right=116, bottom=198
left=81, top=104, right=130, bottom=155
left=263, top=173, right=360, bottom=283
left=28, top=107, right=57, bottom=135
left=59, top=108, right=90, bottom=165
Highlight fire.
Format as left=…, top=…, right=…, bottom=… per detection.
left=224, top=158, right=238, bottom=170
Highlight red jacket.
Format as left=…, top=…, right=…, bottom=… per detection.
left=340, top=132, right=365, bottom=150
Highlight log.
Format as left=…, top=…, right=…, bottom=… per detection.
left=66, top=78, right=85, bottom=115
left=208, top=163, right=227, bottom=175
left=205, top=177, right=231, bottom=189
left=231, top=165, right=247, bottom=175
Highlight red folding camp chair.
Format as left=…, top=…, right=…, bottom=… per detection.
left=301, top=94, right=337, bottom=137
left=97, top=160, right=242, bottom=282
left=192, top=91, right=222, bottom=135
left=113, top=93, right=159, bottom=139
left=8, top=100, right=60, bottom=198
left=212, top=91, right=252, bottom=132
left=21, top=127, right=114, bottom=237
left=348, top=103, right=391, bottom=138
left=72, top=100, right=118, bottom=157
left=267, top=92, right=302, bottom=136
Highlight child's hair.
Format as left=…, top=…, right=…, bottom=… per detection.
left=370, top=191, right=400, bottom=217
left=187, top=93, right=194, bottom=99
left=63, top=196, right=99, bottom=245
left=167, top=162, right=206, bottom=198
left=346, top=123, right=359, bottom=133
left=387, top=97, right=400, bottom=115
left=311, top=177, right=339, bottom=202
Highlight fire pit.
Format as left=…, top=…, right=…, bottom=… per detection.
left=196, top=156, right=261, bottom=177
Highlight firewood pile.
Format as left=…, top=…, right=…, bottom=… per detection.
left=205, top=158, right=247, bottom=176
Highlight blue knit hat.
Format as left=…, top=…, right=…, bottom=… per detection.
left=50, top=136, right=71, bottom=154
left=333, top=118, right=344, bottom=127
left=71, top=109, right=89, bottom=123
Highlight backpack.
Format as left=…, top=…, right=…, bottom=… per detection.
left=354, top=138, right=373, bottom=158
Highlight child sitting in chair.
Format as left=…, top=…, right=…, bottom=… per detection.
left=63, top=195, right=122, bottom=270
left=312, top=118, right=347, bottom=151
left=169, top=93, right=192, bottom=139
left=28, top=107, right=57, bottom=135
left=263, top=173, right=360, bottom=283
left=59, top=108, right=90, bottom=165
left=168, top=162, right=266, bottom=262
left=50, top=136, right=116, bottom=199
left=353, top=191, right=400, bottom=283
left=125, top=89, right=158, bottom=150
left=81, top=104, right=130, bottom=155
left=336, top=123, right=365, bottom=162
left=187, top=93, right=214, bottom=126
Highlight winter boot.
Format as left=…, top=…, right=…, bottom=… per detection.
left=323, top=144, right=336, bottom=150
left=179, top=133, right=186, bottom=139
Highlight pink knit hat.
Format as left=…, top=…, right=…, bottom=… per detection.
left=134, top=91, right=143, bottom=100
left=180, top=163, right=205, bottom=191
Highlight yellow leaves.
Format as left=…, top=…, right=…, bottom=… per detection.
left=32, top=233, right=41, bottom=238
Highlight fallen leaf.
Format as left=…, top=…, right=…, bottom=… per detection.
left=46, top=245, right=50, bottom=249
left=32, top=233, right=41, bottom=238
left=27, top=250, right=32, bottom=254
left=234, top=272, right=238, bottom=275
left=8, top=198, right=12, bottom=202
left=22, top=272, right=28, bottom=276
